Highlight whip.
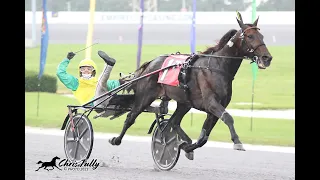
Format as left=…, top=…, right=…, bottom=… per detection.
left=74, top=42, right=99, bottom=54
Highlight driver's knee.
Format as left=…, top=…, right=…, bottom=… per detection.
left=119, top=78, right=125, bottom=85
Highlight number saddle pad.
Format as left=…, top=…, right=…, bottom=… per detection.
left=157, top=55, right=189, bottom=87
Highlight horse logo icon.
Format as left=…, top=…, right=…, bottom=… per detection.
left=35, top=156, right=62, bottom=171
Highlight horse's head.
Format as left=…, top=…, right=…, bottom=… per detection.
left=53, top=156, right=60, bottom=160
left=233, top=12, right=273, bottom=69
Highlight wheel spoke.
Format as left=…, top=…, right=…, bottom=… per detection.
left=159, top=145, right=166, bottom=163
left=74, top=142, right=79, bottom=160
left=167, top=147, right=174, bottom=161
left=76, top=126, right=80, bottom=137
left=79, top=141, right=89, bottom=152
left=74, top=116, right=84, bottom=128
left=76, top=120, right=84, bottom=137
left=166, top=135, right=177, bottom=144
left=66, top=138, right=76, bottom=143
left=79, top=127, right=88, bottom=139
left=154, top=138, right=162, bottom=145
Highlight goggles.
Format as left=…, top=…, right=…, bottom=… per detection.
left=79, top=66, right=94, bottom=72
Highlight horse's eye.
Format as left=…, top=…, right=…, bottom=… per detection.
left=247, top=35, right=253, bottom=39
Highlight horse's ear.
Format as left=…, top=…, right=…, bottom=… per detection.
left=253, top=16, right=259, bottom=27
left=236, top=11, right=245, bottom=29
left=236, top=11, right=243, bottom=22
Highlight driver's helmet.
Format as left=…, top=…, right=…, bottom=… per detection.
left=78, top=59, right=97, bottom=80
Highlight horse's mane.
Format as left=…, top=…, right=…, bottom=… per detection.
left=125, top=60, right=154, bottom=93
left=132, top=60, right=152, bottom=78
left=132, top=28, right=239, bottom=77
left=200, top=29, right=238, bottom=54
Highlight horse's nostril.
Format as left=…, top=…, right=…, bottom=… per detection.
left=262, top=55, right=272, bottom=61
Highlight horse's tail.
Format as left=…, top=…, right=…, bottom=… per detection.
left=37, top=161, right=43, bottom=164
left=125, top=59, right=154, bottom=93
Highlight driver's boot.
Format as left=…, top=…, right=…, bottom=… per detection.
left=98, top=50, right=116, bottom=66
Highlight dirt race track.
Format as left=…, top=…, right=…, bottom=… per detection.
left=25, top=128, right=295, bottom=180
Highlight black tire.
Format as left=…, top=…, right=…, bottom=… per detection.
left=64, top=113, right=94, bottom=162
left=151, top=120, right=181, bottom=171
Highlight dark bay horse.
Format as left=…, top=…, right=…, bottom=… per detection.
left=108, top=12, right=273, bottom=159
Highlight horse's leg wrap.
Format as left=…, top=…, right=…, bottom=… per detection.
left=196, top=129, right=209, bottom=147
left=220, top=111, right=233, bottom=124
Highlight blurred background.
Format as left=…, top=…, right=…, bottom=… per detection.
left=25, top=0, right=295, bottom=46
left=25, top=0, right=294, bottom=12
left=25, top=0, right=295, bottom=147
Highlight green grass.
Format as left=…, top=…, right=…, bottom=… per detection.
left=25, top=44, right=295, bottom=110
left=25, top=92, right=295, bottom=147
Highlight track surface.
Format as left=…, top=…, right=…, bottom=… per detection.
left=25, top=24, right=294, bottom=46
left=26, top=131, right=295, bottom=180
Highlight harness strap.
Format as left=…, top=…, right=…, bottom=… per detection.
left=189, top=66, right=234, bottom=81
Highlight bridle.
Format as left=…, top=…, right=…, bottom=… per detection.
left=238, top=26, right=266, bottom=61
left=198, top=26, right=265, bottom=63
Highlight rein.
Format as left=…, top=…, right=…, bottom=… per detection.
left=159, top=53, right=257, bottom=81
left=159, top=26, right=264, bottom=81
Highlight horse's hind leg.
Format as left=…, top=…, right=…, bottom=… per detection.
left=169, top=103, right=192, bottom=143
left=184, top=113, right=219, bottom=153
left=109, top=83, right=161, bottom=146
left=35, top=166, right=43, bottom=171
left=168, top=102, right=195, bottom=159
left=55, top=165, right=62, bottom=170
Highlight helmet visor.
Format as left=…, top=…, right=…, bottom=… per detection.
left=79, top=66, right=94, bottom=73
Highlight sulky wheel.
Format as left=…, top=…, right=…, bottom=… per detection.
left=64, top=114, right=94, bottom=162
left=151, top=120, right=181, bottom=171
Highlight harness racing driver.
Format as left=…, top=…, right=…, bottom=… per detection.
left=56, top=50, right=124, bottom=117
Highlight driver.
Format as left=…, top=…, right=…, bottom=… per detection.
left=56, top=51, right=123, bottom=116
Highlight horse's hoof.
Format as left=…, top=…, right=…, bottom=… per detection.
left=185, top=151, right=194, bottom=160
left=108, top=137, right=115, bottom=145
left=233, top=143, right=246, bottom=151
left=108, top=137, right=121, bottom=146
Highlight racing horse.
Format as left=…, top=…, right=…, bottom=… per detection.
left=108, top=12, right=273, bottom=159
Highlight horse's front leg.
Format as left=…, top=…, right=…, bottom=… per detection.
left=205, top=96, right=245, bottom=151
left=184, top=113, right=219, bottom=153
